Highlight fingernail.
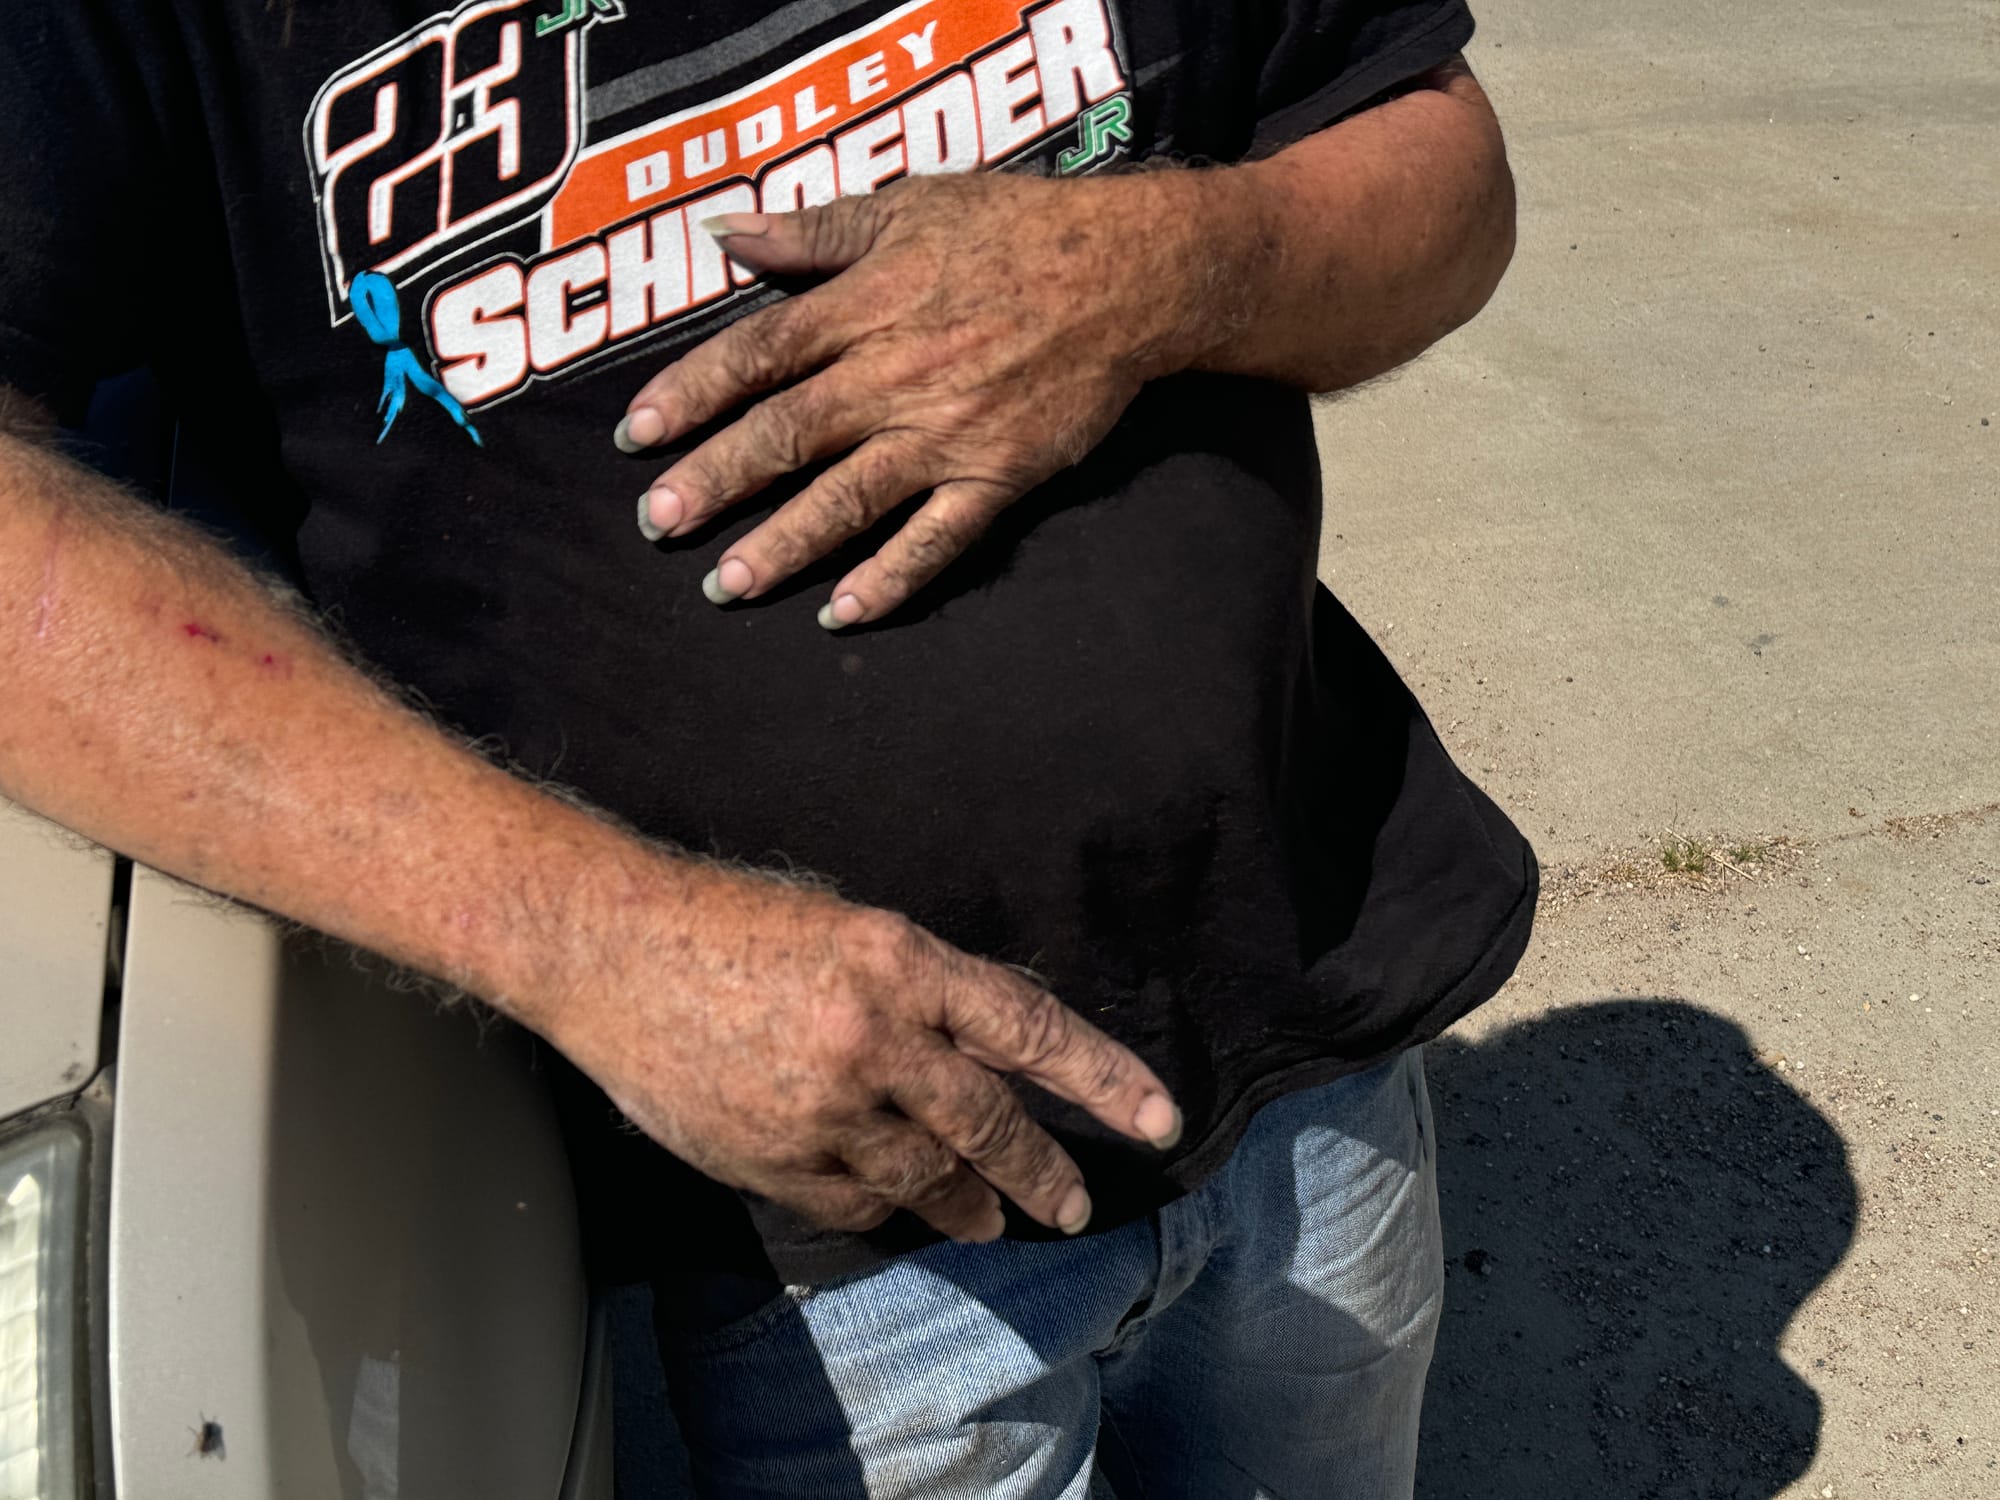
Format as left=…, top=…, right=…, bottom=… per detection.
left=1135, top=1093, right=1182, bottom=1150
left=636, top=492, right=665, bottom=542
left=816, top=595, right=865, bottom=630
left=703, top=557, right=753, bottom=604
left=614, top=408, right=667, bottom=453
left=832, top=593, right=865, bottom=625
left=646, top=485, right=683, bottom=536
left=702, top=212, right=770, bottom=239
left=1057, top=1185, right=1092, bottom=1235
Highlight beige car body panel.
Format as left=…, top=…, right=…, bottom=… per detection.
left=0, top=800, right=114, bottom=1118
left=1, top=799, right=610, bottom=1498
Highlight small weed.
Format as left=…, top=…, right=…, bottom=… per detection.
left=1661, top=835, right=1712, bottom=875
left=1728, top=841, right=1768, bottom=865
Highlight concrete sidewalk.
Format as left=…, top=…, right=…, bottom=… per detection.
left=1314, top=1, right=1998, bottom=1494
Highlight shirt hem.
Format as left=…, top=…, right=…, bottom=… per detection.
left=1162, top=837, right=1539, bottom=1198
left=763, top=837, right=1539, bottom=1286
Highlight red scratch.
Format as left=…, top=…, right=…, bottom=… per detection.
left=182, top=621, right=224, bottom=644
left=259, top=651, right=294, bottom=678
left=33, top=517, right=62, bottom=641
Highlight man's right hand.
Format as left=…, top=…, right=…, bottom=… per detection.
left=553, top=868, right=1181, bottom=1243
left=0, top=406, right=1177, bottom=1246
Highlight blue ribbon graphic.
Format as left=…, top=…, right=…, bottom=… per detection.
left=348, top=271, right=482, bottom=447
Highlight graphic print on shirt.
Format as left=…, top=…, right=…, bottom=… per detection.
left=302, top=0, right=1133, bottom=439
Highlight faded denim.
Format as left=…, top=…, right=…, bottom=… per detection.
left=656, top=1048, right=1442, bottom=1499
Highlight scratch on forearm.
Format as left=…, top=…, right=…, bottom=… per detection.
left=33, top=512, right=63, bottom=641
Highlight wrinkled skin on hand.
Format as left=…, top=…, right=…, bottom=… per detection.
left=598, top=177, right=1206, bottom=1238
left=620, top=169, right=1221, bottom=627
left=552, top=865, right=1181, bottom=1242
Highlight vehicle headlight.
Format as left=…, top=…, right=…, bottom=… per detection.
left=0, top=1122, right=85, bottom=1500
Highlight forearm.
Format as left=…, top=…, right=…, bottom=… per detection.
left=1155, top=59, right=1516, bottom=393
left=0, top=422, right=693, bottom=1035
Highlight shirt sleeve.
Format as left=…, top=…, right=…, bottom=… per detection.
left=1246, top=0, right=1476, bottom=154
left=0, top=1, right=169, bottom=416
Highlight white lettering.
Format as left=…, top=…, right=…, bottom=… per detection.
left=903, top=73, right=979, bottom=176
left=896, top=20, right=939, bottom=70
left=684, top=128, right=728, bottom=179
left=606, top=210, right=689, bottom=338
left=526, top=243, right=607, bottom=371
left=1028, top=0, right=1122, bottom=125
left=794, top=85, right=836, bottom=129
left=971, top=36, right=1044, bottom=163
left=847, top=51, right=889, bottom=103
left=737, top=104, right=784, bottom=158
left=457, top=19, right=525, bottom=178
left=624, top=149, right=673, bottom=202
left=835, top=109, right=905, bottom=196
left=688, top=183, right=759, bottom=296
left=432, top=263, right=527, bottom=405
left=760, top=145, right=839, bottom=214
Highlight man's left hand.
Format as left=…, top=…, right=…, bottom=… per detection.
left=614, top=59, right=1517, bottom=629
left=615, top=171, right=1210, bottom=629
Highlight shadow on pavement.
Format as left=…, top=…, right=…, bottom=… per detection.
left=1417, top=998, right=1858, bottom=1500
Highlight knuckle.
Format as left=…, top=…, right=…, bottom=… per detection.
left=800, top=206, right=841, bottom=264
left=897, top=509, right=981, bottom=578
left=807, top=199, right=869, bottom=260
left=750, top=405, right=813, bottom=473
left=884, top=174, right=933, bottom=207
left=758, top=297, right=818, bottom=357
left=777, top=372, right=835, bottom=427
left=1087, top=1046, right=1130, bottom=1101
left=930, top=391, right=985, bottom=429
left=994, top=985, right=1072, bottom=1071
left=812, top=1184, right=893, bottom=1233
left=855, top=438, right=915, bottom=492
left=951, top=1093, right=1029, bottom=1165
left=716, top=330, right=783, bottom=390
left=869, top=1140, right=958, bottom=1207
left=846, top=907, right=928, bottom=978
left=811, top=468, right=877, bottom=537
left=992, top=1133, right=1071, bottom=1207
left=815, top=988, right=889, bottom=1071
left=673, top=360, right=730, bottom=419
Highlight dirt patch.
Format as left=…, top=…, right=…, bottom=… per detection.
left=1540, top=832, right=1811, bottom=913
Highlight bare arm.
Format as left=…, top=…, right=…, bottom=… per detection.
left=1186, top=57, right=1516, bottom=393
left=0, top=405, right=1178, bottom=1238
left=0, top=399, right=650, bottom=1019
left=616, top=57, right=1516, bottom=623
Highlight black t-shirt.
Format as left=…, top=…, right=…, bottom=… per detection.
left=1, top=0, right=1533, bottom=1284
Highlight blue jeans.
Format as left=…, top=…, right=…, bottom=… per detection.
left=654, top=1049, right=1442, bottom=1499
